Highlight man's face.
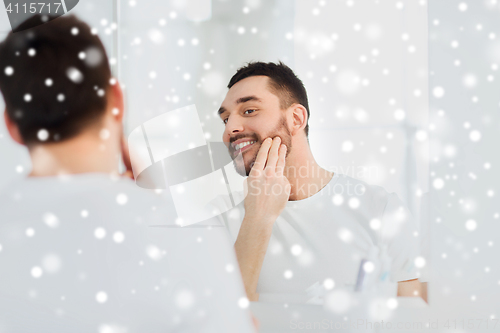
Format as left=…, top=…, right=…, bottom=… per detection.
left=219, top=76, right=292, bottom=176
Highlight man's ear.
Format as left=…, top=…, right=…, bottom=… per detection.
left=108, top=80, right=125, bottom=122
left=290, top=104, right=308, bottom=136
left=4, top=111, right=24, bottom=145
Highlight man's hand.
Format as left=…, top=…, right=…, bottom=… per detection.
left=235, top=136, right=290, bottom=301
left=397, top=279, right=428, bottom=303
left=243, top=136, right=291, bottom=221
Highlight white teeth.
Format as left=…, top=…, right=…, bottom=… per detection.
left=235, top=140, right=256, bottom=151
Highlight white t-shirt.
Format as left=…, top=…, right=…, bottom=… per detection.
left=0, top=173, right=255, bottom=333
left=210, top=173, right=420, bottom=303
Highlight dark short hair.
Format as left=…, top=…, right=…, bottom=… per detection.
left=228, top=61, right=310, bottom=137
left=0, top=14, right=112, bottom=145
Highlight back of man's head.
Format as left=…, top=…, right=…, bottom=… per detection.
left=0, top=14, right=112, bottom=146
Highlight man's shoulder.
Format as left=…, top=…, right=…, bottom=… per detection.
left=0, top=173, right=177, bottom=225
left=328, top=173, right=391, bottom=209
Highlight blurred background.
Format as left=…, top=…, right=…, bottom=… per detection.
left=429, top=0, right=500, bottom=320
left=0, top=0, right=429, bottom=222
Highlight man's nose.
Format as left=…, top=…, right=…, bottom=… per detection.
left=224, top=115, right=244, bottom=138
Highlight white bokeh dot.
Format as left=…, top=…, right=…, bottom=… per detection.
left=174, top=289, right=195, bottom=309
left=31, top=266, right=43, bottom=278
left=394, top=109, right=406, bottom=121
left=99, top=128, right=110, bottom=140
left=291, top=244, right=303, bottom=256
left=113, top=231, right=125, bottom=243
left=363, top=261, right=375, bottom=273
left=67, top=67, right=84, bottom=84
left=116, top=193, right=128, bottom=205
left=469, top=130, right=481, bottom=142
left=338, top=228, right=353, bottom=243
left=387, top=298, right=398, bottom=309
left=465, top=219, right=477, bottom=231
left=433, top=86, right=445, bottom=98
left=369, top=218, right=381, bottom=230
left=332, top=194, right=344, bottom=206
left=238, top=297, right=249, bottom=309
left=416, top=130, right=428, bottom=141
left=348, top=197, right=360, bottom=209
left=96, top=291, right=108, bottom=303
left=342, top=141, right=354, bottom=152
left=433, top=178, right=444, bottom=190
left=4, top=66, right=14, bottom=76
left=147, top=245, right=162, bottom=260
left=43, top=212, right=59, bottom=228
left=414, top=256, right=426, bottom=268
left=323, top=278, right=335, bottom=290
left=463, top=74, right=477, bottom=88
left=37, top=129, right=49, bottom=141
left=94, top=227, right=106, bottom=239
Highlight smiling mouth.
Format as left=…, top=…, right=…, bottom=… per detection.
left=233, top=140, right=256, bottom=156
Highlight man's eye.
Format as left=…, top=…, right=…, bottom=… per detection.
left=223, top=118, right=228, bottom=124
left=244, top=109, right=256, bottom=114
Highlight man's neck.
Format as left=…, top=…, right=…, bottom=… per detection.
left=283, top=141, right=334, bottom=201
left=28, top=133, right=121, bottom=177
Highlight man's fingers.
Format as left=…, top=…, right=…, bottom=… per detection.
left=251, top=137, right=273, bottom=172
left=276, top=144, right=287, bottom=176
left=264, top=136, right=281, bottom=171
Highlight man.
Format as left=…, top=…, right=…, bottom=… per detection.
left=0, top=15, right=256, bottom=332
left=215, top=61, right=427, bottom=303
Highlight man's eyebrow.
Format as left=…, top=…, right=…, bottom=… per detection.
left=218, top=96, right=261, bottom=117
left=236, top=95, right=262, bottom=104
left=217, top=106, right=227, bottom=116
